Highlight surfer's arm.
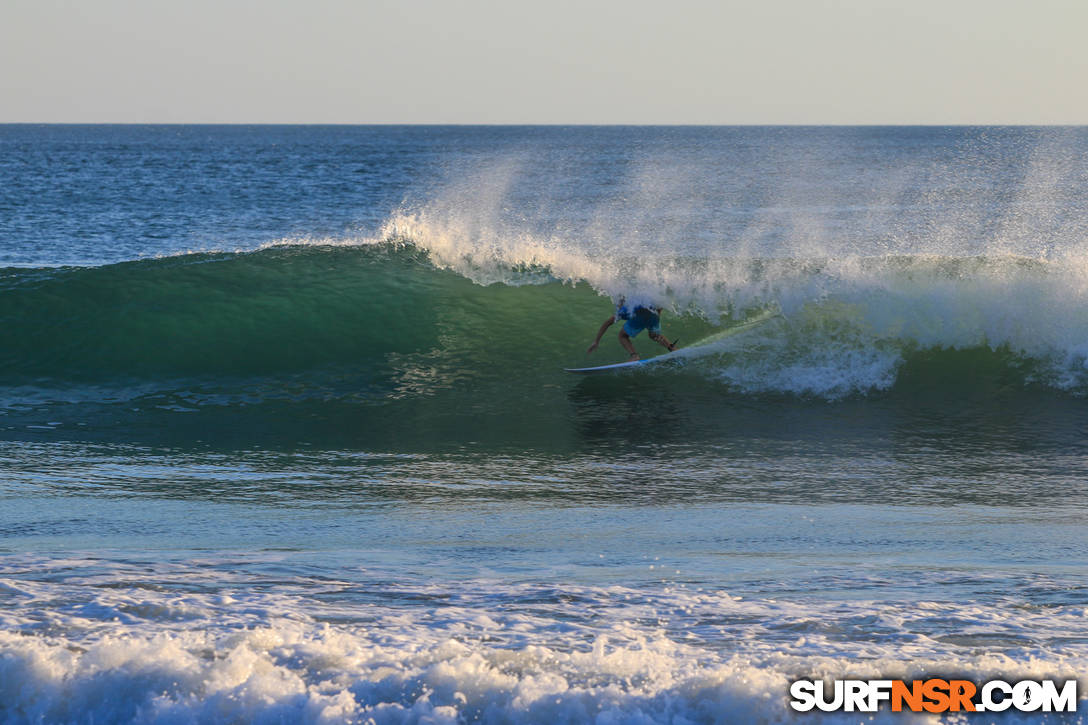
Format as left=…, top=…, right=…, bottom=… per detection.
left=587, top=315, right=615, bottom=354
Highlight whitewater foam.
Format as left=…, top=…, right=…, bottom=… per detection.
left=0, top=555, right=1085, bottom=724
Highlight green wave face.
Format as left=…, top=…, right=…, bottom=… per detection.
left=0, top=244, right=723, bottom=397
left=2, top=246, right=598, bottom=379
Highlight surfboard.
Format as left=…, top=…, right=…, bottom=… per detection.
left=564, top=309, right=778, bottom=375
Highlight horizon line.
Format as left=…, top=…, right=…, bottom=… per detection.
left=2, top=121, right=1086, bottom=128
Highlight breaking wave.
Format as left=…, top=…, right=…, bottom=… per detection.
left=4, top=224, right=1088, bottom=402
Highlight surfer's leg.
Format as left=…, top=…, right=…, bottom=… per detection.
left=618, top=330, right=639, bottom=360
left=649, top=331, right=676, bottom=351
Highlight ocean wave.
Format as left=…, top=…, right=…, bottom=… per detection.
left=3, top=230, right=1088, bottom=402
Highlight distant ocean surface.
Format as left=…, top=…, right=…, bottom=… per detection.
left=2, top=125, right=1088, bottom=723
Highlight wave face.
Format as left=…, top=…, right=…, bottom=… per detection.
left=2, top=244, right=500, bottom=380
left=5, top=238, right=1088, bottom=398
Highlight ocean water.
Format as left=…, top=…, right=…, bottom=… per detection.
left=2, top=124, right=1088, bottom=723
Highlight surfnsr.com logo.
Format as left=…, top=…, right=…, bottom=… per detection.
left=789, top=678, right=1078, bottom=713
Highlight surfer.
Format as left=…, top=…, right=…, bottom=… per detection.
left=586, top=298, right=677, bottom=361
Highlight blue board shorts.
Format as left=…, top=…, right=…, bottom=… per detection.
left=619, top=306, right=661, bottom=337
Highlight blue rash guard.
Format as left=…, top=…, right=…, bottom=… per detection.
left=615, top=303, right=661, bottom=337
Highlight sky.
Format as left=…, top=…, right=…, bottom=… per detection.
left=2, top=0, right=1086, bottom=124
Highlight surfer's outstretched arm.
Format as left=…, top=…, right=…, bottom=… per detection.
left=587, top=316, right=615, bottom=354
